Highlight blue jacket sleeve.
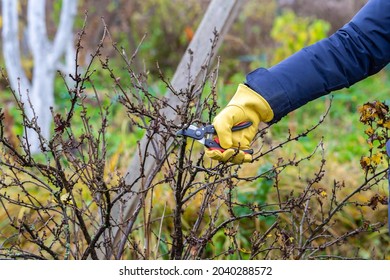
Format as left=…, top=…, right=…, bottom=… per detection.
left=245, top=0, right=390, bottom=121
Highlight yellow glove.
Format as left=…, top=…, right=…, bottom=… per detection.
left=205, top=84, right=274, bottom=164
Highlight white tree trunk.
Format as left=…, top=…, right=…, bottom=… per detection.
left=1, top=0, right=77, bottom=153
left=1, top=0, right=31, bottom=105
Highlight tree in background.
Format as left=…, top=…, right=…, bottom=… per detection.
left=1, top=0, right=77, bottom=153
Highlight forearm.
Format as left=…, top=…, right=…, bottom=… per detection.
left=246, top=0, right=390, bottom=121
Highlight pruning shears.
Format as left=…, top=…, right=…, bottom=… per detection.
left=176, top=121, right=254, bottom=154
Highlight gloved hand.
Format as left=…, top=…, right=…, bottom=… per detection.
left=205, top=84, right=274, bottom=163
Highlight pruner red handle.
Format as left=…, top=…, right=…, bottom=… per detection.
left=205, top=138, right=254, bottom=155
left=205, top=121, right=254, bottom=154
left=231, top=121, right=252, bottom=131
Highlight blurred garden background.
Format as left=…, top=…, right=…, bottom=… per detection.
left=0, top=0, right=389, bottom=260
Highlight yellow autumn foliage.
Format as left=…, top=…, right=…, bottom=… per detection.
left=270, top=10, right=330, bottom=64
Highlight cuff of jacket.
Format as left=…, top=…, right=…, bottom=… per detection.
left=245, top=67, right=291, bottom=123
